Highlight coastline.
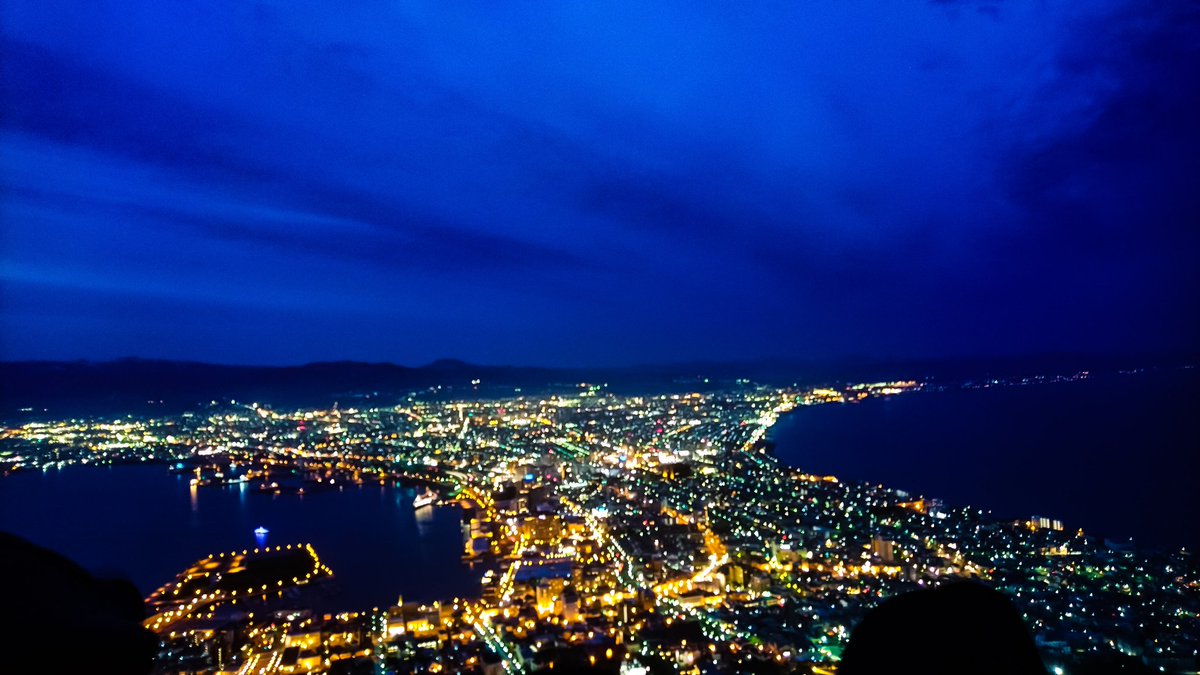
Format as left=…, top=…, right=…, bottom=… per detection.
left=764, top=372, right=1199, bottom=552
left=0, top=464, right=480, bottom=609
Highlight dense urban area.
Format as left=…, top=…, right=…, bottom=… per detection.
left=2, top=373, right=1197, bottom=674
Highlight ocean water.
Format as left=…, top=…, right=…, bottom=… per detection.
left=769, top=369, right=1200, bottom=551
left=2, top=370, right=1194, bottom=613
left=0, top=464, right=479, bottom=609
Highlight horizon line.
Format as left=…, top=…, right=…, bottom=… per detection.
left=2, top=349, right=1195, bottom=372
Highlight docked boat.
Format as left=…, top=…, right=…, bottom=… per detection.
left=413, top=487, right=437, bottom=509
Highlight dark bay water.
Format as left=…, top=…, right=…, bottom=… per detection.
left=770, top=370, right=1200, bottom=551
left=0, top=465, right=479, bottom=609
left=2, top=370, right=1194, bottom=612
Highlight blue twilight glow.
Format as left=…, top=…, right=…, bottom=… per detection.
left=1, top=1, right=1196, bottom=366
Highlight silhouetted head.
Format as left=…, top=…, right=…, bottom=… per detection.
left=840, top=581, right=1047, bottom=675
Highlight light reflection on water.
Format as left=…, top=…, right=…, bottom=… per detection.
left=414, top=503, right=433, bottom=536
left=0, top=464, right=479, bottom=610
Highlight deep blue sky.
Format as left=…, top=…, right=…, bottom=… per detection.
left=2, top=1, right=1197, bottom=367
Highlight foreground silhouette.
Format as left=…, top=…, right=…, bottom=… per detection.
left=840, top=581, right=1048, bottom=675
left=0, top=532, right=156, bottom=674
left=2, top=533, right=1159, bottom=675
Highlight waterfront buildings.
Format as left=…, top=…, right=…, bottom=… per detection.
left=1, top=374, right=1196, bottom=673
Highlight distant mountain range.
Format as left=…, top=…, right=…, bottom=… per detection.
left=1, top=353, right=1192, bottom=421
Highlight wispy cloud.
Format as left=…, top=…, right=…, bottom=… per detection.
left=1, top=0, right=1195, bottom=364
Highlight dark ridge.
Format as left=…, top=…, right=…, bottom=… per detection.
left=1, top=352, right=1193, bottom=421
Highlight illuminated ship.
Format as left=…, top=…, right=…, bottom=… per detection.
left=413, top=488, right=437, bottom=509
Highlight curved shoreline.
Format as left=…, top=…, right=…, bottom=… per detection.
left=763, top=376, right=1199, bottom=552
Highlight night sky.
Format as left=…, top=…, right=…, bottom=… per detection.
left=2, top=2, right=1197, bottom=367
